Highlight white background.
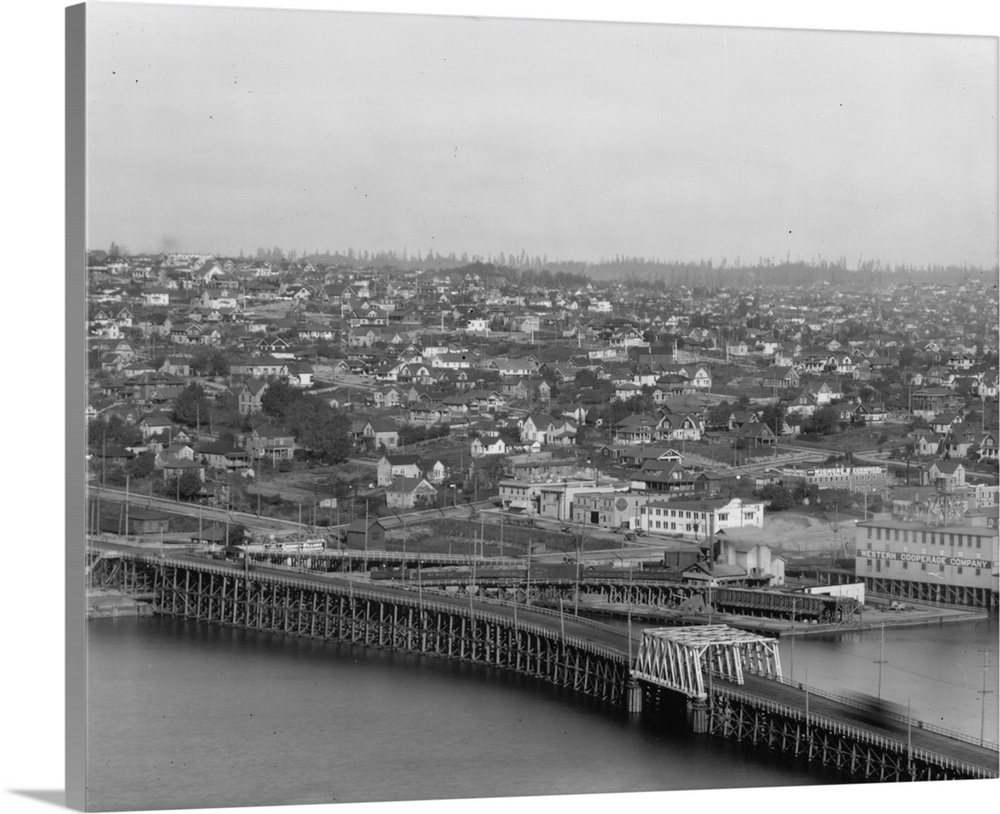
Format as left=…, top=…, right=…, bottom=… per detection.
left=3, top=2, right=997, bottom=814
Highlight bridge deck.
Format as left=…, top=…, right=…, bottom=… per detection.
left=88, top=539, right=998, bottom=774
left=722, top=673, right=998, bottom=772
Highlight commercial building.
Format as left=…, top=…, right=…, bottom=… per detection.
left=637, top=497, right=765, bottom=538
left=570, top=490, right=647, bottom=530
left=499, top=477, right=622, bottom=522
left=779, top=464, right=888, bottom=493
left=855, top=517, right=999, bottom=608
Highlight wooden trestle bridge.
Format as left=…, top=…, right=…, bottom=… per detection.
left=86, top=538, right=999, bottom=784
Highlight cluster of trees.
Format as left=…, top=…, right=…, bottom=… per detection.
left=800, top=405, right=842, bottom=436
left=598, top=392, right=656, bottom=428
left=173, top=383, right=212, bottom=429
left=189, top=347, right=230, bottom=377
left=260, top=382, right=351, bottom=464
left=399, top=424, right=451, bottom=446
left=756, top=483, right=819, bottom=511
left=88, top=414, right=142, bottom=449
left=754, top=481, right=884, bottom=515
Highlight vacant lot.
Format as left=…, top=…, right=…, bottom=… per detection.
left=253, top=462, right=375, bottom=503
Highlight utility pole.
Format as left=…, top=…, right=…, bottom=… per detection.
left=979, top=650, right=994, bottom=746
left=874, top=623, right=887, bottom=702
left=907, top=698, right=913, bottom=777
left=790, top=598, right=796, bottom=680
left=525, top=537, right=531, bottom=606
left=805, top=668, right=810, bottom=730
left=559, top=598, right=565, bottom=644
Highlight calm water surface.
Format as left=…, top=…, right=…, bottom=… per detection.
left=87, top=616, right=834, bottom=811
left=776, top=617, right=999, bottom=743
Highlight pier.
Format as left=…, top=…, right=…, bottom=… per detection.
left=87, top=538, right=998, bottom=782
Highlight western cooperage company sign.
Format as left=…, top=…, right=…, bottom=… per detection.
left=858, top=549, right=999, bottom=569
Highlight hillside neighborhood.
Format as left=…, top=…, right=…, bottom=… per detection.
left=86, top=251, right=999, bottom=559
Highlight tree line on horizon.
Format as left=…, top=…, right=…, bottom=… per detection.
left=90, top=240, right=996, bottom=289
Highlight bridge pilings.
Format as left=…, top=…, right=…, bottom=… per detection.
left=707, top=688, right=997, bottom=782
left=96, top=553, right=634, bottom=710
left=88, top=548, right=997, bottom=784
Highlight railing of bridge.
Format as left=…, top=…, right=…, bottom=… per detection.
left=103, top=546, right=629, bottom=665
left=249, top=559, right=633, bottom=639
left=297, top=549, right=525, bottom=568
left=716, top=686, right=998, bottom=779
left=766, top=673, right=999, bottom=751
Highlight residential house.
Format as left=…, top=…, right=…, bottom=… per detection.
left=386, top=476, right=439, bottom=510
left=922, top=459, right=966, bottom=489
left=910, top=430, right=943, bottom=457
left=286, top=362, right=314, bottom=388
left=197, top=439, right=252, bottom=472
left=614, top=414, right=660, bottom=445
left=362, top=417, right=400, bottom=450
left=230, top=380, right=269, bottom=415
left=471, top=434, right=507, bottom=457
left=159, top=356, right=192, bottom=377
left=137, top=411, right=175, bottom=440
left=377, top=453, right=422, bottom=487
left=424, top=459, right=447, bottom=484
left=245, top=425, right=296, bottom=463
left=759, top=366, right=800, bottom=390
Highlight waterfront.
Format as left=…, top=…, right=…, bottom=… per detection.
left=85, top=613, right=997, bottom=811
left=87, top=616, right=830, bottom=811
left=777, top=618, right=999, bottom=745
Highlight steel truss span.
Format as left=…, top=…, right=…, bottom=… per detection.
left=633, top=625, right=782, bottom=698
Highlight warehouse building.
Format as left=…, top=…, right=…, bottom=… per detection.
left=855, top=516, right=999, bottom=609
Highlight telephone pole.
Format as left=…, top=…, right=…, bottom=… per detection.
left=874, top=623, right=887, bottom=702
left=979, top=650, right=994, bottom=746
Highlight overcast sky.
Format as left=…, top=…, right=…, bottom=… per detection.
left=85, top=2, right=998, bottom=268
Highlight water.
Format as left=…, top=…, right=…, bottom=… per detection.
left=86, top=617, right=830, bottom=811
left=776, top=618, right=999, bottom=744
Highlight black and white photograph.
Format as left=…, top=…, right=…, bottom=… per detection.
left=17, top=2, right=1000, bottom=813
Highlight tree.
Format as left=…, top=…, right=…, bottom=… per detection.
left=89, top=414, right=142, bottom=449
left=172, top=470, right=204, bottom=500
left=792, top=482, right=819, bottom=505
left=214, top=391, right=242, bottom=430
left=285, top=398, right=352, bottom=464
left=803, top=404, right=840, bottom=435
left=706, top=400, right=733, bottom=429
left=757, top=484, right=795, bottom=510
left=314, top=338, right=334, bottom=360
left=759, top=403, right=786, bottom=433
left=261, top=381, right=303, bottom=420
left=173, top=383, right=210, bottom=429
left=497, top=424, right=521, bottom=447
left=475, top=456, right=506, bottom=487
left=190, top=347, right=230, bottom=377
left=226, top=524, right=248, bottom=545
left=126, top=450, right=156, bottom=480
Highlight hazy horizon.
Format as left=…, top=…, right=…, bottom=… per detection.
left=85, top=4, right=999, bottom=269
